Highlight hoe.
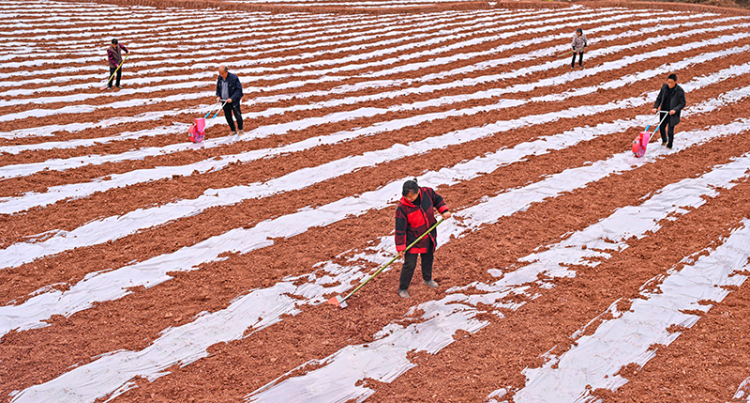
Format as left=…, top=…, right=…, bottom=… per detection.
left=99, top=54, right=129, bottom=91
left=327, top=218, right=445, bottom=308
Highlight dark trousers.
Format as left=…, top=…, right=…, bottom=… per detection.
left=571, top=51, right=583, bottom=67
left=108, top=66, right=122, bottom=88
left=658, top=115, right=676, bottom=147
left=399, top=241, right=434, bottom=291
left=223, top=101, right=243, bottom=132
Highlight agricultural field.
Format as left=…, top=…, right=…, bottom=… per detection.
left=1, top=0, right=750, bottom=402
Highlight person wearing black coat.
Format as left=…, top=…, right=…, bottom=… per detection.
left=215, top=65, right=244, bottom=135
left=395, top=179, right=451, bottom=298
left=651, top=73, right=686, bottom=149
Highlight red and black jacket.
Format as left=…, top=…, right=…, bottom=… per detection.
left=395, top=187, right=449, bottom=254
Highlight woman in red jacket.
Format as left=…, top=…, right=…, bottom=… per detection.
left=395, top=179, right=451, bottom=298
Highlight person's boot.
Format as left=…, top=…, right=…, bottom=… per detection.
left=423, top=279, right=438, bottom=288
left=398, top=289, right=410, bottom=298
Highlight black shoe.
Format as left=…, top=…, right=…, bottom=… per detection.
left=423, top=280, right=439, bottom=288
left=398, top=289, right=410, bottom=298
left=666, top=145, right=673, bottom=149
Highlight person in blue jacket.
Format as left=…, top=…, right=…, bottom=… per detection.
left=215, top=65, right=244, bottom=135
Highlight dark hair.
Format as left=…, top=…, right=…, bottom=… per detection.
left=402, top=178, right=419, bottom=196
left=667, top=73, right=677, bottom=82
left=111, top=38, right=118, bottom=44
left=576, top=28, right=583, bottom=34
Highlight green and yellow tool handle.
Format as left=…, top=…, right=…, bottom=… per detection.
left=558, top=44, right=587, bottom=58
left=106, top=54, right=129, bottom=83
left=342, top=218, right=445, bottom=301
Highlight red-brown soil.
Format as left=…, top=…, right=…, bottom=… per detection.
left=2, top=1, right=750, bottom=403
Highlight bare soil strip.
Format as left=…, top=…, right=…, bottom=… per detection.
left=4, top=2, right=750, bottom=402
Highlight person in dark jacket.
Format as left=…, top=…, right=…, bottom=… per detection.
left=215, top=65, right=244, bottom=135
left=651, top=73, right=686, bottom=149
left=106, top=39, right=128, bottom=89
left=571, top=28, right=587, bottom=69
left=395, top=179, right=451, bottom=298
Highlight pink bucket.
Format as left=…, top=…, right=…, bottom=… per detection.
left=188, top=117, right=207, bottom=143
left=632, top=131, right=649, bottom=158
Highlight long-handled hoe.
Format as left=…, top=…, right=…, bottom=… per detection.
left=556, top=44, right=589, bottom=58
left=327, top=218, right=445, bottom=309
left=99, top=54, right=129, bottom=91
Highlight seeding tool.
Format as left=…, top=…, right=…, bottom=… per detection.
left=99, top=54, right=129, bottom=90
left=327, top=218, right=445, bottom=309
left=188, top=101, right=227, bottom=143
left=632, top=110, right=669, bottom=158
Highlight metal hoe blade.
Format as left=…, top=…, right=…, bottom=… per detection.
left=327, top=295, right=347, bottom=309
